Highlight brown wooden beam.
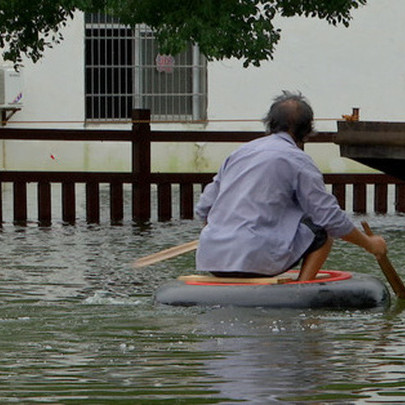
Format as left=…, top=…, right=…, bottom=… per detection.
left=332, top=183, right=346, bottom=210
left=13, top=182, right=27, bottom=225
left=180, top=183, right=194, bottom=219
left=62, top=182, right=76, bottom=224
left=375, top=183, right=388, bottom=214
left=110, top=182, right=124, bottom=224
left=86, top=182, right=100, bottom=224
left=158, top=183, right=172, bottom=221
left=38, top=182, right=52, bottom=226
left=396, top=184, right=405, bottom=213
left=352, top=183, right=367, bottom=213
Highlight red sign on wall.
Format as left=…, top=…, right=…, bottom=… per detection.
left=156, top=54, right=175, bottom=73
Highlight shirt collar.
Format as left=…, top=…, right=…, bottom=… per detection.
left=274, top=132, right=297, bottom=146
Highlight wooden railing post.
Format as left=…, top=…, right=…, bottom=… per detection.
left=132, top=109, right=151, bottom=222
left=158, top=183, right=172, bottom=221
left=14, top=181, right=27, bottom=225
left=395, top=184, right=405, bottom=213
left=111, top=182, right=124, bottom=224
left=375, top=183, right=388, bottom=214
left=332, top=183, right=346, bottom=210
left=0, top=183, right=3, bottom=225
left=62, top=182, right=76, bottom=225
left=86, top=182, right=100, bottom=224
left=38, top=182, right=52, bottom=226
left=352, top=183, right=367, bottom=213
left=180, top=183, right=194, bottom=219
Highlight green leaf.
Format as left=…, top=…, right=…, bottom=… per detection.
left=0, top=0, right=368, bottom=67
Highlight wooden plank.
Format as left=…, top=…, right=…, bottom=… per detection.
left=375, top=183, right=388, bottom=213
left=152, top=130, right=265, bottom=143
left=133, top=240, right=198, bottom=268
left=180, top=183, right=194, bottom=219
left=0, top=128, right=132, bottom=141
left=0, top=171, right=138, bottom=183
left=352, top=183, right=367, bottom=213
left=38, top=182, right=52, bottom=226
left=86, top=182, right=100, bottom=224
left=0, top=171, right=399, bottom=188
left=158, top=183, right=172, bottom=221
left=178, top=272, right=331, bottom=284
left=13, top=182, right=27, bottom=225
left=62, top=182, right=76, bottom=224
left=110, top=182, right=123, bottom=224
left=324, top=173, right=403, bottom=185
left=0, top=127, right=334, bottom=143
left=152, top=131, right=335, bottom=143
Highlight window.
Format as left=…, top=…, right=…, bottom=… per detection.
left=85, top=13, right=207, bottom=122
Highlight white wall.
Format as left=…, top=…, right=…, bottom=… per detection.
left=208, top=0, right=405, bottom=129
left=2, top=0, right=403, bottom=173
left=203, top=0, right=405, bottom=172
left=14, top=14, right=85, bottom=125
left=0, top=14, right=92, bottom=172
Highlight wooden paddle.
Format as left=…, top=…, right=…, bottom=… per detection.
left=133, top=239, right=198, bottom=268
left=361, top=221, right=405, bottom=299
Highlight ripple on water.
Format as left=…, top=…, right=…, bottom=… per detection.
left=0, top=217, right=403, bottom=403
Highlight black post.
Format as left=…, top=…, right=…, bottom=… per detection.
left=38, top=181, right=52, bottom=226
left=132, top=109, right=151, bottom=221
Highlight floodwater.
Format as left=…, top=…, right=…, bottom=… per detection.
left=0, top=208, right=405, bottom=403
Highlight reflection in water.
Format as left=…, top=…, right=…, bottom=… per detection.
left=195, top=308, right=332, bottom=404
left=192, top=307, right=405, bottom=404
left=0, top=214, right=403, bottom=402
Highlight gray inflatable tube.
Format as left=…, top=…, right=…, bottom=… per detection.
left=155, top=270, right=390, bottom=309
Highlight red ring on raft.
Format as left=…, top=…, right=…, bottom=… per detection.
left=183, top=270, right=352, bottom=286
left=286, top=270, right=352, bottom=284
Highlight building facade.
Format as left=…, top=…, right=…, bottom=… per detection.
left=0, top=0, right=403, bottom=173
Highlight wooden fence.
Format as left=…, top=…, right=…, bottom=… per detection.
left=0, top=109, right=404, bottom=226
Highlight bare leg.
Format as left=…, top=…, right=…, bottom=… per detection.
left=298, top=237, right=333, bottom=281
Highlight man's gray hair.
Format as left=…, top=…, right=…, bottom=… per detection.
left=263, top=91, right=314, bottom=141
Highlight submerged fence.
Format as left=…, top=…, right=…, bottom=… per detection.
left=0, top=109, right=404, bottom=225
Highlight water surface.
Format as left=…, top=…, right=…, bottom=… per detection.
left=0, top=214, right=404, bottom=404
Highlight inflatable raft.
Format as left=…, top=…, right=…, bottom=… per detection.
left=155, top=270, right=390, bottom=309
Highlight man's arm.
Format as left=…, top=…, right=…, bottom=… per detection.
left=195, top=162, right=226, bottom=220
left=341, top=227, right=387, bottom=259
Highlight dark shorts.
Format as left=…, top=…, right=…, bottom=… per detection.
left=210, top=218, right=328, bottom=278
left=288, top=217, right=328, bottom=268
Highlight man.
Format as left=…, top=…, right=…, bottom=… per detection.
left=195, top=91, right=387, bottom=281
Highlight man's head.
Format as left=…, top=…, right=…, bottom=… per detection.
left=263, top=91, right=314, bottom=142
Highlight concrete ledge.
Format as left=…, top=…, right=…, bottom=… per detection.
left=336, top=121, right=405, bottom=146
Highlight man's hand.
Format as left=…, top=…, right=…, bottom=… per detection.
left=366, top=235, right=387, bottom=259
left=341, top=227, right=387, bottom=258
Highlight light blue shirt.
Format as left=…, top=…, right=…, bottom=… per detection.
left=195, top=132, right=354, bottom=275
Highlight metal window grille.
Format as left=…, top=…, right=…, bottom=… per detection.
left=85, top=13, right=207, bottom=122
